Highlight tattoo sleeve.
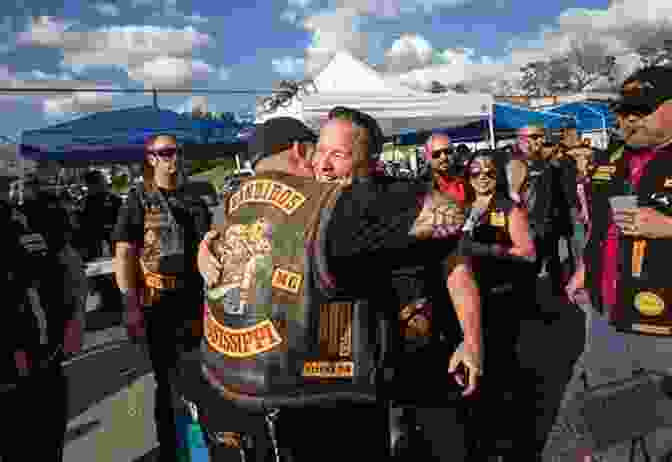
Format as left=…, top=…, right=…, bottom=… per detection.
left=409, top=189, right=465, bottom=239
left=445, top=259, right=482, bottom=355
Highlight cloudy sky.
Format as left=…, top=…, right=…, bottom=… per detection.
left=0, top=0, right=670, bottom=139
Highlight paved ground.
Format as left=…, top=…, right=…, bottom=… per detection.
left=59, top=258, right=672, bottom=462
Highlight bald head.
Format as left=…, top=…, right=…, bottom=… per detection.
left=517, top=125, right=546, bottom=159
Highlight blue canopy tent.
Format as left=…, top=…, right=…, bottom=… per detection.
left=492, top=103, right=575, bottom=131
left=546, top=101, right=616, bottom=133
left=395, top=103, right=575, bottom=145
left=19, top=106, right=252, bottom=165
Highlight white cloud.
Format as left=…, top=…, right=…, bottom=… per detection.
left=272, top=56, right=306, bottom=76
left=383, top=34, right=434, bottom=73
left=19, top=20, right=215, bottom=88
left=0, top=65, right=117, bottom=116
left=94, top=3, right=121, bottom=17
left=386, top=0, right=672, bottom=94
left=128, top=56, right=214, bottom=88
left=303, top=7, right=370, bottom=76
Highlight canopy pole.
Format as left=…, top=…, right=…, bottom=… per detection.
left=488, top=104, right=496, bottom=149
left=153, top=89, right=159, bottom=109
left=583, top=103, right=607, bottom=149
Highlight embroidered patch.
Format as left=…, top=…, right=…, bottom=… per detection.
left=664, top=177, right=672, bottom=188
left=271, top=268, right=302, bottom=294
left=302, top=361, right=354, bottom=378
left=208, top=218, right=273, bottom=316
left=229, top=180, right=306, bottom=215
left=205, top=314, right=282, bottom=358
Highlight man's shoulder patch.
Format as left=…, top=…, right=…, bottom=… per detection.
left=229, top=180, right=307, bottom=215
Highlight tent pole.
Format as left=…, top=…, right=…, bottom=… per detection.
left=153, top=89, right=159, bottom=109
left=488, top=105, right=496, bottom=149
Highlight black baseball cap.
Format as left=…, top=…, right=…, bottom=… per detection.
left=248, top=117, right=317, bottom=167
left=611, top=66, right=672, bottom=114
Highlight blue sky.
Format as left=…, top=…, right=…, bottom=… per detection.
left=0, top=0, right=666, bottom=139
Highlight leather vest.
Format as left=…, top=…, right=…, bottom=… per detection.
left=201, top=172, right=378, bottom=397
left=606, top=147, right=672, bottom=335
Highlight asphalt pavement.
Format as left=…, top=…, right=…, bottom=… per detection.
left=59, top=253, right=672, bottom=462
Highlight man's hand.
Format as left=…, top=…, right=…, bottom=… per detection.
left=566, top=263, right=587, bottom=304
left=411, top=190, right=465, bottom=239
left=198, top=230, right=222, bottom=288
left=615, top=207, right=672, bottom=239
left=63, top=318, right=84, bottom=356
left=448, top=341, right=482, bottom=397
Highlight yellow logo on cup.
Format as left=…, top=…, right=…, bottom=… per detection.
left=634, top=292, right=665, bottom=317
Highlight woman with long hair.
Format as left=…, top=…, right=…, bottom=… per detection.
left=459, top=149, right=537, bottom=461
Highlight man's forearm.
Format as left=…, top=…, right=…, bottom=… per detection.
left=114, top=242, right=141, bottom=291
left=446, top=263, right=482, bottom=354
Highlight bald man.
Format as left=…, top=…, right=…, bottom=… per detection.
left=424, top=133, right=467, bottom=202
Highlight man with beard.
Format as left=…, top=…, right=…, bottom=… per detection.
left=423, top=133, right=467, bottom=203
left=567, top=66, right=672, bottom=327
left=113, top=134, right=211, bottom=462
left=193, top=113, right=482, bottom=461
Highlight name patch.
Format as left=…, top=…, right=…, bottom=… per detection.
left=229, top=180, right=306, bottom=215
left=302, top=361, right=354, bottom=378
left=664, top=178, right=672, bottom=188
left=271, top=268, right=303, bottom=294
left=205, top=314, right=282, bottom=358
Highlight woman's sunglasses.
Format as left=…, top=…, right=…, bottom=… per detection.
left=432, top=147, right=455, bottom=159
left=147, top=146, right=179, bottom=158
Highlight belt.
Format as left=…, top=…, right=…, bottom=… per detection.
left=143, top=271, right=185, bottom=290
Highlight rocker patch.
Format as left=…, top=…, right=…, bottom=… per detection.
left=229, top=180, right=307, bottom=215
left=205, top=313, right=282, bottom=358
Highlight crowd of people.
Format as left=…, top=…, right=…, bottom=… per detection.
left=2, top=64, right=672, bottom=462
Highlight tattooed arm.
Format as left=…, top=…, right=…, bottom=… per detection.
left=445, top=257, right=482, bottom=396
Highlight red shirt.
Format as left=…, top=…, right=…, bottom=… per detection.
left=435, top=175, right=466, bottom=203
left=601, top=150, right=657, bottom=311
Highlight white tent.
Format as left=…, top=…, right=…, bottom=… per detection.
left=302, top=92, right=493, bottom=136
left=257, top=52, right=495, bottom=142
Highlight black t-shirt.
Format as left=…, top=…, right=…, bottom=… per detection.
left=112, top=184, right=211, bottom=276
left=80, top=192, right=122, bottom=230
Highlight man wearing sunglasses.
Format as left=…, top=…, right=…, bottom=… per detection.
left=567, top=67, right=672, bottom=347
left=423, top=133, right=467, bottom=203
left=113, top=134, right=211, bottom=462
left=194, top=111, right=481, bottom=461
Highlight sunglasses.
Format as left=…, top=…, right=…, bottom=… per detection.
left=469, top=169, right=497, bottom=179
left=147, top=147, right=179, bottom=158
left=526, top=134, right=545, bottom=140
left=431, top=147, right=455, bottom=159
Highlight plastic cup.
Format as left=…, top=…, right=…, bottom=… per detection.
left=609, top=195, right=638, bottom=213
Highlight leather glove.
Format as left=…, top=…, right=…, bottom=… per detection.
left=448, top=340, right=483, bottom=397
